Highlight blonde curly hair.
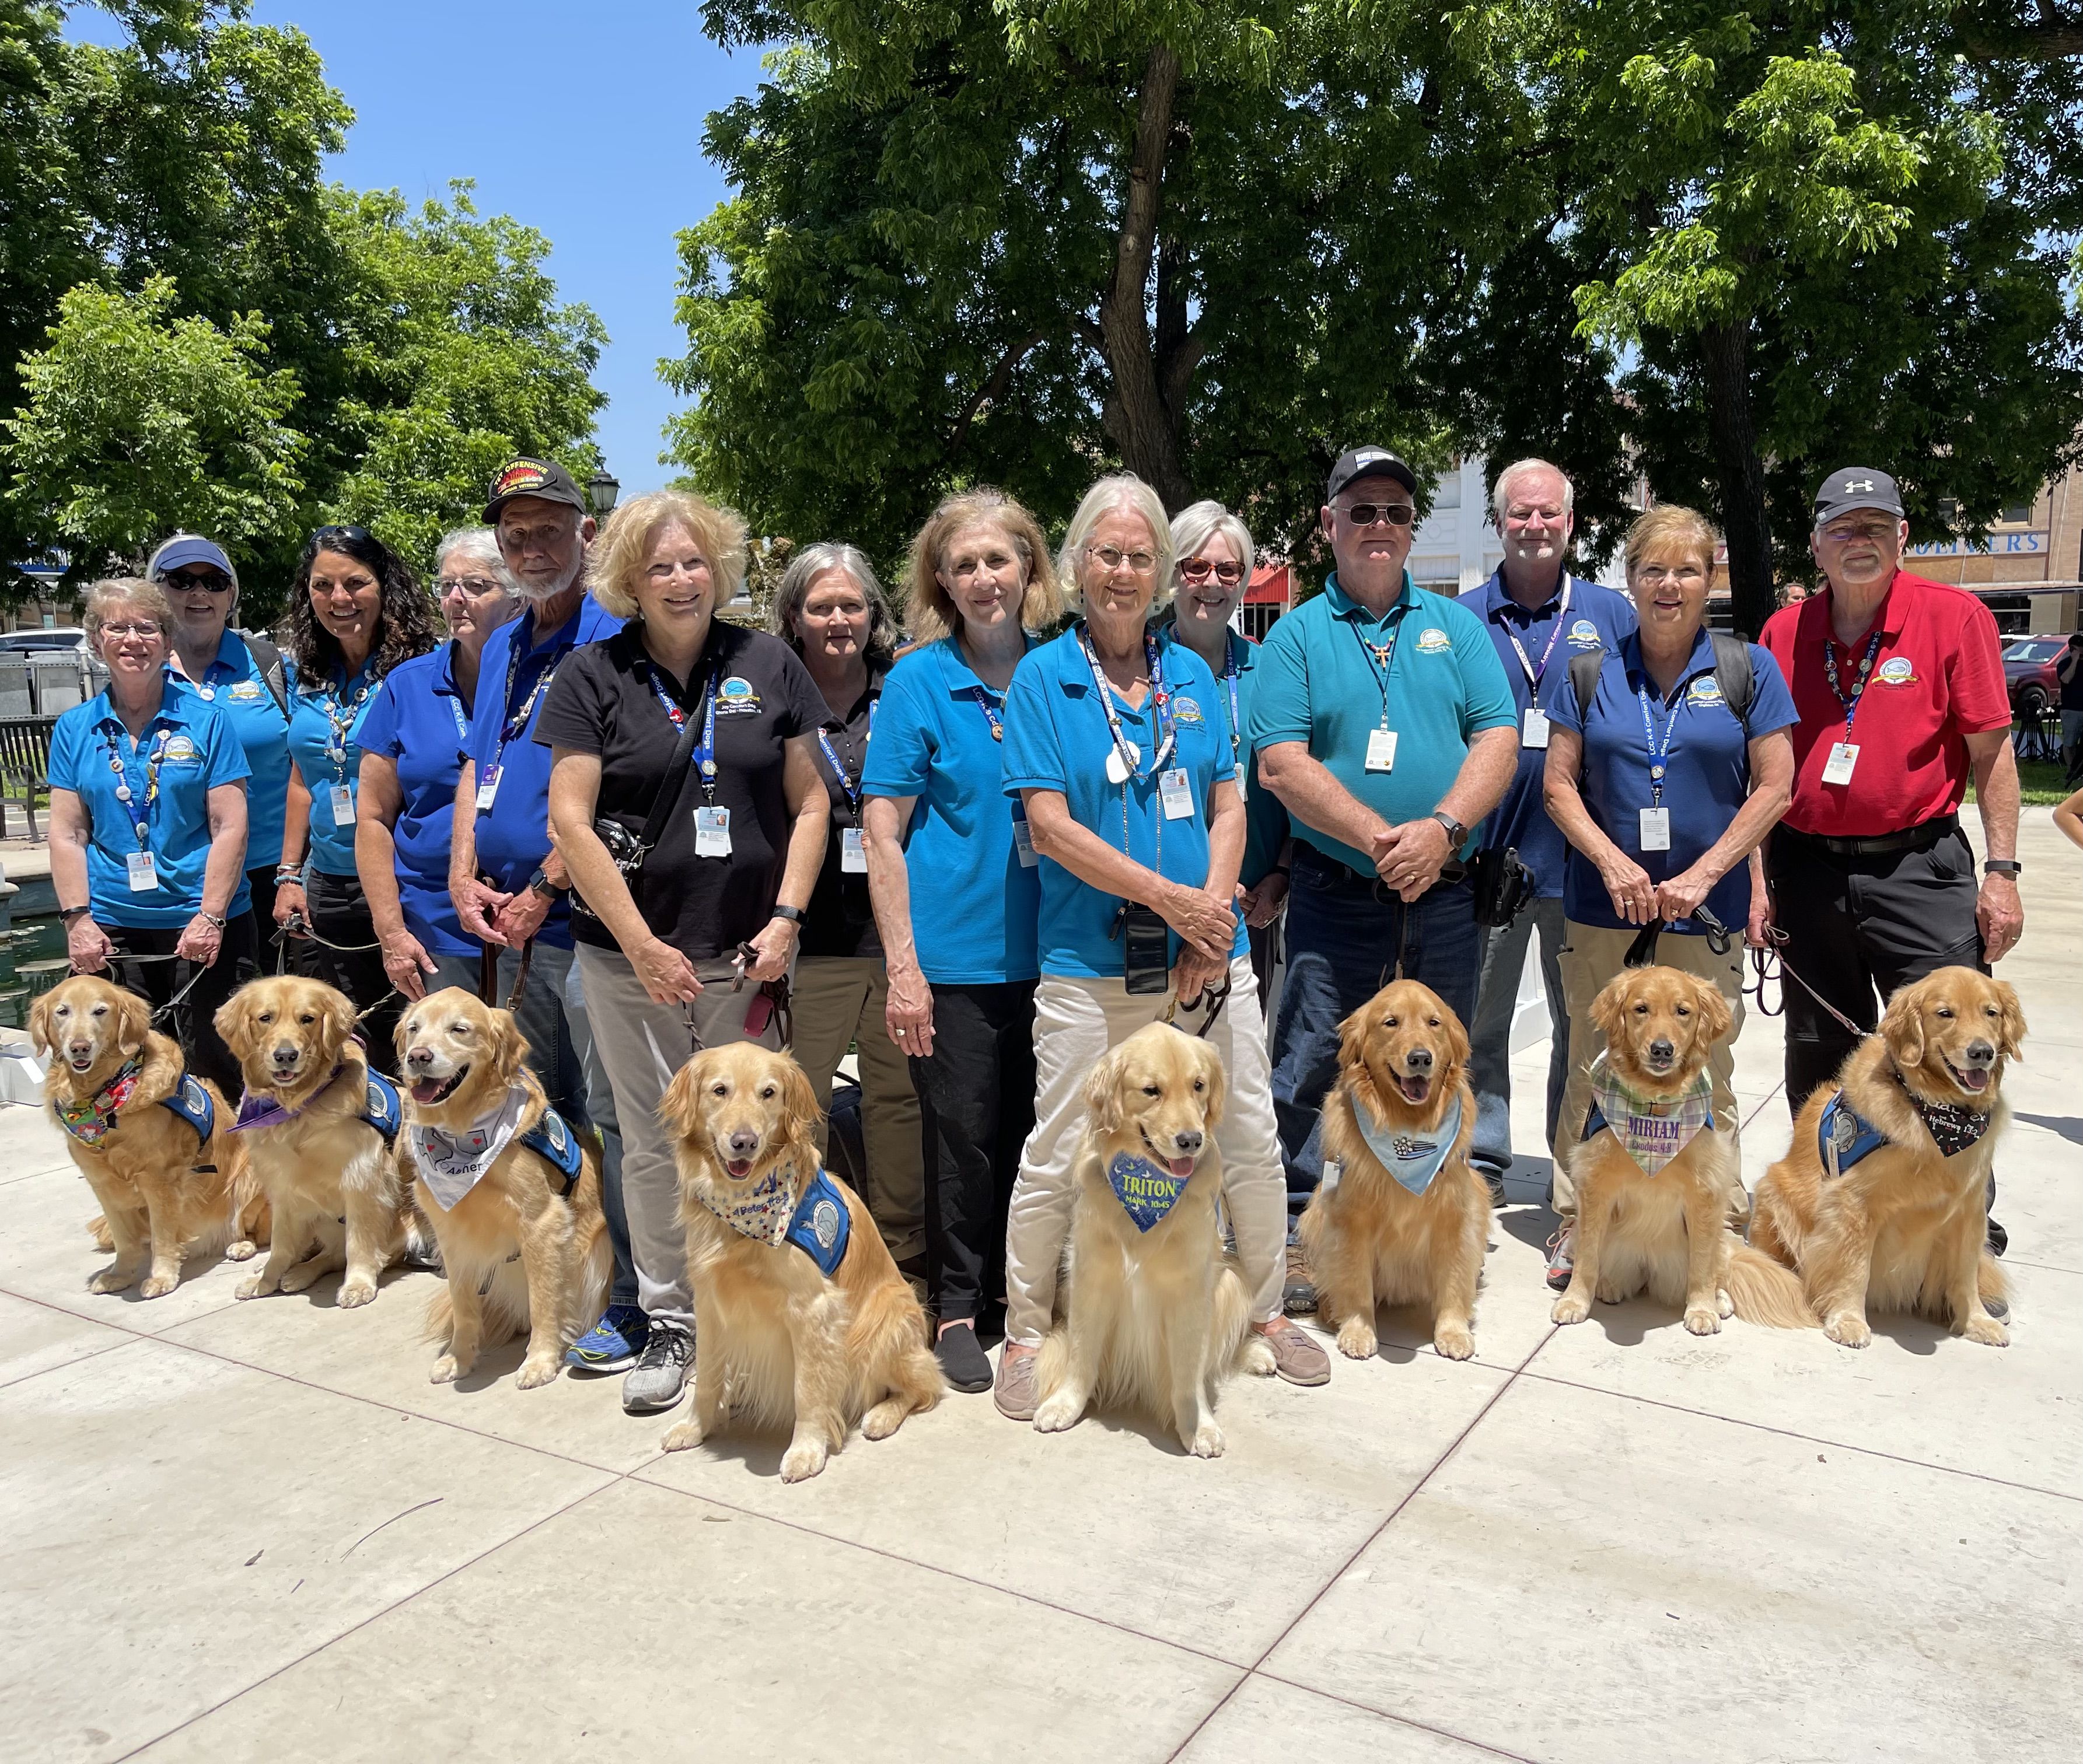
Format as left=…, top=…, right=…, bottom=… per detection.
left=587, top=488, right=749, bottom=620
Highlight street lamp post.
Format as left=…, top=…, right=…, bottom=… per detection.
left=586, top=468, right=620, bottom=520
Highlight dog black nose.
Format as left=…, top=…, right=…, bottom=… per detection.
left=728, top=1129, right=761, bottom=1157
left=1172, top=1129, right=1204, bottom=1157
left=271, top=1044, right=298, bottom=1064
left=1648, top=1038, right=1675, bottom=1063
left=406, top=1045, right=435, bottom=1069
left=1965, top=1040, right=1995, bottom=1068
left=1405, top=1046, right=1433, bottom=1072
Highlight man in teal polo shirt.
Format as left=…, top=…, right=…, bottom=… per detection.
left=1250, top=445, right=1519, bottom=1209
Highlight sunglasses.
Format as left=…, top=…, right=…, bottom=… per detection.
left=1338, top=502, right=1416, bottom=528
left=310, top=523, right=375, bottom=547
left=1178, top=557, right=1245, bottom=586
left=155, top=568, right=233, bottom=593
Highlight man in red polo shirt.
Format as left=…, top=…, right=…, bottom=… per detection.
left=1759, top=466, right=2023, bottom=1252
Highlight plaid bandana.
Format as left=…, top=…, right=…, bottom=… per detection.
left=1584, top=1055, right=1714, bottom=1177
left=54, top=1059, right=143, bottom=1146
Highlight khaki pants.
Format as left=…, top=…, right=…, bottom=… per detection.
left=1551, top=921, right=1750, bottom=1224
left=790, top=955, right=925, bottom=1264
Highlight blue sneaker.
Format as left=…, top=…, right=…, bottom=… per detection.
left=566, top=1303, right=648, bottom=1373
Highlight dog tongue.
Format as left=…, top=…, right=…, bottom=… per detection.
left=1959, top=1068, right=1989, bottom=1091
left=726, top=1158, right=753, bottom=1178
left=1165, top=1155, right=1195, bottom=1179
left=409, top=1080, right=446, bottom=1105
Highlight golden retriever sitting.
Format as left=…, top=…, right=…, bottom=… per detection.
left=659, top=1044, right=943, bottom=1482
left=396, top=989, right=610, bottom=1388
left=216, top=976, right=406, bottom=1307
left=1298, top=980, right=1488, bottom=1362
left=1554, top=967, right=1810, bottom=1335
left=1034, top=1024, right=1277, bottom=1457
left=33, top=975, right=256, bottom=1297
left=1751, top=967, right=2020, bottom=1349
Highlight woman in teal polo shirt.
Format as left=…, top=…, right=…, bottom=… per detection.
left=861, top=488, right=1064, bottom=1395
left=992, top=473, right=1330, bottom=1424
left=272, top=526, right=438, bottom=1069
left=47, top=578, right=254, bottom=1094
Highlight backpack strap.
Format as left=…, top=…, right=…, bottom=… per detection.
left=1708, top=631, right=1756, bottom=736
left=1567, top=647, right=1603, bottom=724
left=237, top=631, right=292, bottom=720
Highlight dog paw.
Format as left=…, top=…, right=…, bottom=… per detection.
left=1032, top=1392, right=1084, bottom=1434
left=514, top=1354, right=562, bottom=1389
left=1186, top=1421, right=1226, bottom=1459
left=1334, top=1318, right=1378, bottom=1360
left=860, top=1398, right=907, bottom=1441
left=660, top=1419, right=706, bottom=1452
left=428, top=1354, right=461, bottom=1384
left=137, top=1272, right=177, bottom=1300
left=1595, top=1280, right=1627, bottom=1306
left=336, top=1278, right=377, bottom=1310
left=1823, top=1313, right=1872, bottom=1349
left=1962, top=1314, right=2010, bottom=1348
left=87, top=1267, right=135, bottom=1295
left=235, top=1272, right=274, bottom=1300
left=1241, top=1337, right=1278, bottom=1377
left=278, top=1264, right=323, bottom=1294
left=1434, top=1325, right=1476, bottom=1361
left=223, top=1239, right=259, bottom=1264
left=779, top=1440, right=829, bottom=1483
left=1551, top=1292, right=1591, bottom=1326
left=1683, top=1306, right=1722, bottom=1337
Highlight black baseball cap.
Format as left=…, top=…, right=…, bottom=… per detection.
left=1326, top=445, right=1418, bottom=504
left=484, top=457, right=588, bottom=523
left=1813, top=467, right=1904, bottom=526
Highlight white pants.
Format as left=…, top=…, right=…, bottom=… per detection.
left=1004, top=956, right=1287, bottom=1344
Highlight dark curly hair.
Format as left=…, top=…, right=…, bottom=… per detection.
left=284, top=525, right=439, bottom=682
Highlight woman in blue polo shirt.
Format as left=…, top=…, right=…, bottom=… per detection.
left=992, top=473, right=1330, bottom=1423
left=47, top=578, right=254, bottom=1095
left=272, top=526, right=438, bottom=1069
left=1543, top=505, right=1797, bottom=1270
left=356, top=528, right=518, bottom=1003
left=861, top=488, right=1064, bottom=1394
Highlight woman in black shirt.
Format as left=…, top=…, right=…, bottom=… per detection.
left=538, top=488, right=827, bottom=1415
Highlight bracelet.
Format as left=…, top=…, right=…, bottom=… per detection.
left=769, top=903, right=805, bottom=926
left=1984, top=859, right=2022, bottom=877
left=59, top=905, right=92, bottom=923
left=197, top=911, right=228, bottom=930
left=275, top=867, right=304, bottom=883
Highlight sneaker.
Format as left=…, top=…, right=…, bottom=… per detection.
left=1282, top=1279, right=1319, bottom=1317
left=994, top=1342, right=1039, bottom=1421
left=1981, top=1293, right=2011, bottom=1322
left=1476, top=1166, right=1506, bottom=1206
left=1545, top=1225, right=1575, bottom=1293
left=1256, top=1318, right=1331, bottom=1387
left=567, top=1303, right=648, bottom=1374
left=621, top=1319, right=694, bottom=1414
left=935, top=1321, right=994, bottom=1393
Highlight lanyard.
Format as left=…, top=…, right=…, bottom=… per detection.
left=496, top=617, right=578, bottom=750
left=1635, top=678, right=1679, bottom=807
left=1077, top=624, right=1173, bottom=780
left=1823, top=628, right=1885, bottom=737
left=1347, top=606, right=1403, bottom=729
left=1502, top=582, right=1572, bottom=706
left=649, top=660, right=722, bottom=804
left=100, top=724, right=170, bottom=848
left=315, top=666, right=376, bottom=782
left=966, top=684, right=1005, bottom=740
left=438, top=688, right=470, bottom=744
left=816, top=695, right=876, bottom=809
left=1219, top=632, right=1244, bottom=767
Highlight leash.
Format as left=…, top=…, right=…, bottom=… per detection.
left=504, top=938, right=536, bottom=1014
left=1756, top=925, right=1867, bottom=1040
left=82, top=950, right=210, bottom=1028
left=1164, top=975, right=1232, bottom=1040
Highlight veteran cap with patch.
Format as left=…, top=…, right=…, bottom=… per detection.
left=1813, top=467, right=1904, bottom=527
left=1326, top=445, right=1418, bottom=503
left=483, top=457, right=588, bottom=523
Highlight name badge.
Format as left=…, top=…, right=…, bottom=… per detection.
left=1012, top=811, right=1038, bottom=869
left=1365, top=728, right=1397, bottom=774
left=126, top=850, right=159, bottom=892
left=695, top=805, right=732, bottom=857
left=1158, top=768, right=1193, bottom=820
left=1639, top=807, right=1672, bottom=852
left=1822, top=742, right=1859, bottom=786
left=475, top=765, right=502, bottom=812
left=1522, top=709, right=1551, bottom=749
left=840, top=826, right=868, bottom=873
left=1105, top=741, right=1140, bottom=786
left=328, top=785, right=355, bottom=828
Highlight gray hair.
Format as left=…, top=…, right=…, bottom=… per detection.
left=434, top=526, right=513, bottom=584
left=771, top=541, right=899, bottom=673
left=1057, top=473, right=1176, bottom=612
left=1490, top=458, right=1575, bottom=523
left=1168, top=500, right=1256, bottom=589
left=82, top=576, right=173, bottom=646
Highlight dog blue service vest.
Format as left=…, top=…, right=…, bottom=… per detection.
left=783, top=1168, right=851, bottom=1276
left=1818, top=1091, right=1888, bottom=1181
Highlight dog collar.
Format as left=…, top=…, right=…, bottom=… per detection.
left=233, top=1065, right=400, bottom=1143
left=691, top=1161, right=851, bottom=1276
left=1583, top=1056, right=1713, bottom=1176
left=1106, top=1151, right=1192, bottom=1233
left=1350, top=1088, right=1463, bottom=1197
left=54, top=1058, right=143, bottom=1145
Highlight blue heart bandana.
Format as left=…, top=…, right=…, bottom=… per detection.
left=1582, top=1055, right=1714, bottom=1175
left=1350, top=1088, right=1464, bottom=1196
left=1106, top=1151, right=1191, bottom=1233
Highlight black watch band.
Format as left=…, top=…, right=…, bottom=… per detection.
left=526, top=867, right=565, bottom=900
left=59, top=904, right=93, bottom=923
left=770, top=904, right=805, bottom=925
left=1984, top=859, right=2022, bottom=877
left=1431, top=810, right=1469, bottom=847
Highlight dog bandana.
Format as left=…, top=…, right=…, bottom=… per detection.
left=1818, top=1085, right=1991, bottom=1178
left=689, top=1161, right=852, bottom=1276
left=410, top=1087, right=585, bottom=1211
left=1909, top=1093, right=1991, bottom=1158
left=1350, top=1088, right=1464, bottom=1197
left=54, top=1059, right=144, bottom=1146
left=233, top=1066, right=400, bottom=1143
left=1106, top=1152, right=1191, bottom=1233
left=1582, top=1055, right=1714, bottom=1176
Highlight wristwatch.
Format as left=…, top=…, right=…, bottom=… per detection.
left=526, top=867, right=565, bottom=901
left=1430, top=810, right=1469, bottom=848
left=769, top=904, right=806, bottom=925
left=1984, top=859, right=2022, bottom=877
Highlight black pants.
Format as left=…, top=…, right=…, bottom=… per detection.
left=908, top=980, right=1038, bottom=1324
left=105, top=913, right=259, bottom=1099
left=1767, top=821, right=2004, bottom=1250
left=305, top=867, right=400, bottom=1076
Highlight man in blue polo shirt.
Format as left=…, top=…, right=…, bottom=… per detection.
left=1459, top=460, right=1635, bottom=1200
left=1250, top=445, right=1519, bottom=1210
left=447, top=458, right=636, bottom=1370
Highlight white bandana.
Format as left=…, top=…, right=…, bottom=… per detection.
left=1351, top=1088, right=1464, bottom=1196
left=1585, top=1055, right=1714, bottom=1176
left=408, top=1083, right=530, bottom=1211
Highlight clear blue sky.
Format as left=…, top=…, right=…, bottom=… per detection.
left=75, top=0, right=766, bottom=497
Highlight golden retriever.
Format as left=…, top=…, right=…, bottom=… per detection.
left=1033, top=1023, right=1277, bottom=1457
left=33, top=975, right=257, bottom=1297
left=1554, top=966, right=1810, bottom=1334
left=1751, top=966, right=2019, bottom=1348
left=215, top=975, right=406, bottom=1307
left=396, top=988, right=611, bottom=1388
left=658, top=1043, right=943, bottom=1481
left=1298, top=979, right=1488, bottom=1361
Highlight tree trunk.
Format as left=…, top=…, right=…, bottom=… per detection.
left=1095, top=43, right=1194, bottom=512
left=1699, top=318, right=1775, bottom=638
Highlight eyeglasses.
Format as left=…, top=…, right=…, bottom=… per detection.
left=1178, top=557, right=1245, bottom=586
left=438, top=576, right=506, bottom=597
left=1634, top=565, right=1705, bottom=586
left=1085, top=543, right=1158, bottom=576
left=155, top=568, right=233, bottom=593
left=1339, top=502, right=1416, bottom=528
left=100, top=621, right=164, bottom=640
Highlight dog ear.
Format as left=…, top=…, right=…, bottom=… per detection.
left=26, top=989, right=53, bottom=1056
left=1693, top=976, right=1732, bottom=1048
left=1881, top=988, right=1925, bottom=1071
left=1993, top=980, right=2028, bottom=1062
left=489, top=1006, right=527, bottom=1084
left=1588, top=974, right=1628, bottom=1043
left=390, top=1003, right=414, bottom=1066
left=1196, top=1037, right=1227, bottom=1132
left=1336, top=1003, right=1372, bottom=1076
left=1081, top=1044, right=1123, bottom=1137
left=114, top=986, right=151, bottom=1058
left=659, top=1054, right=708, bottom=1140
left=781, top=1054, right=821, bottom=1142
left=324, top=985, right=358, bottom=1056
left=214, top=985, right=251, bottom=1054
left=1439, top=995, right=1472, bottom=1076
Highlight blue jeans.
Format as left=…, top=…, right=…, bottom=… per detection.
left=1466, top=897, right=1569, bottom=1183
left=1270, top=844, right=1483, bottom=1205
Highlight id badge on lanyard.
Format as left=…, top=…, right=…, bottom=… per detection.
left=841, top=826, right=868, bottom=872
left=1366, top=728, right=1397, bottom=773
left=1522, top=709, right=1551, bottom=749
left=1507, top=584, right=1570, bottom=752
left=1822, top=742, right=1859, bottom=785
left=476, top=765, right=502, bottom=811
left=126, top=850, right=160, bottom=892
left=1158, top=768, right=1193, bottom=820
left=329, top=783, right=356, bottom=827
left=695, top=806, right=732, bottom=856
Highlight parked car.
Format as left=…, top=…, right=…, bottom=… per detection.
left=2002, top=636, right=2067, bottom=719
left=0, top=627, right=89, bottom=657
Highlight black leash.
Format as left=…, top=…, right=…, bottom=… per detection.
left=1165, top=975, right=1232, bottom=1040
left=1756, top=924, right=1867, bottom=1040
left=81, top=949, right=209, bottom=1028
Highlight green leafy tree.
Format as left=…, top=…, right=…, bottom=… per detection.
left=3, top=275, right=303, bottom=571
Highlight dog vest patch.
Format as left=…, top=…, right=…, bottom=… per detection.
left=1582, top=1056, right=1714, bottom=1176
left=691, top=1161, right=852, bottom=1276
left=1818, top=1091, right=1888, bottom=1181
left=519, top=1106, right=583, bottom=1193
left=1106, top=1152, right=1190, bottom=1233
left=362, top=1073, right=401, bottom=1143
left=160, top=1072, right=215, bottom=1142
left=783, top=1167, right=852, bottom=1277
left=1351, top=1088, right=1463, bottom=1196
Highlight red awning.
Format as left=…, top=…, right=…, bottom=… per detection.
left=1243, top=564, right=1289, bottom=606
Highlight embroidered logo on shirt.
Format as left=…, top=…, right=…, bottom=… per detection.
left=162, top=734, right=201, bottom=764
left=229, top=681, right=263, bottom=701
left=1876, top=657, right=1918, bottom=685
left=1415, top=627, right=1452, bottom=653
left=1567, top=618, right=1604, bottom=649
left=1173, top=696, right=1204, bottom=725
left=717, top=676, right=761, bottom=715
left=1686, top=676, right=1724, bottom=706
